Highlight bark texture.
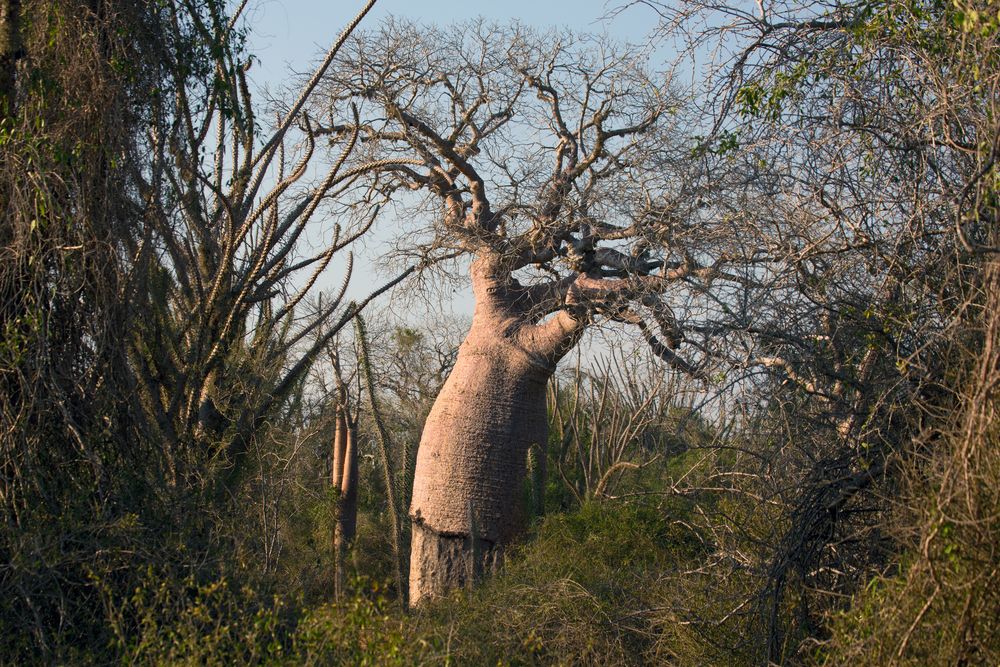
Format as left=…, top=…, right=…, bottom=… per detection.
left=408, top=257, right=581, bottom=604
left=410, top=522, right=501, bottom=597
left=331, top=402, right=357, bottom=600
left=0, top=0, right=22, bottom=116
left=324, top=24, right=713, bottom=605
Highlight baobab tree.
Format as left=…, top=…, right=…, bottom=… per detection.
left=318, top=21, right=763, bottom=603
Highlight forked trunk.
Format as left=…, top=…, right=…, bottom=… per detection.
left=332, top=405, right=358, bottom=600
left=408, top=258, right=580, bottom=604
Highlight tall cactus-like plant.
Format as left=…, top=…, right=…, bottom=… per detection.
left=355, top=313, right=408, bottom=608
left=526, top=444, right=546, bottom=520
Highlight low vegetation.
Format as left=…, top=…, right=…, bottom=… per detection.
left=1, top=0, right=998, bottom=664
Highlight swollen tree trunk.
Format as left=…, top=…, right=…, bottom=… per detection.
left=408, top=257, right=581, bottom=604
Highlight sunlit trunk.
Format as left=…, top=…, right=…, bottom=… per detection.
left=408, top=258, right=578, bottom=605
left=331, top=407, right=357, bottom=600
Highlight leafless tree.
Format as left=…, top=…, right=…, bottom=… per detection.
left=123, top=0, right=413, bottom=492
left=612, top=0, right=1000, bottom=660
left=316, top=20, right=773, bottom=603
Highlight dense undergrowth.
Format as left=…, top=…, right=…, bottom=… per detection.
left=3, top=1, right=1000, bottom=664
left=0, top=434, right=793, bottom=664
left=36, top=497, right=718, bottom=665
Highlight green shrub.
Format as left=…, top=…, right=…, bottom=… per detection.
left=406, top=500, right=710, bottom=666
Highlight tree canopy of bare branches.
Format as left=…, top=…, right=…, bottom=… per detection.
left=317, top=20, right=773, bottom=372
left=618, top=0, right=1000, bottom=661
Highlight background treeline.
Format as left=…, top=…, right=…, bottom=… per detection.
left=1, top=0, right=997, bottom=664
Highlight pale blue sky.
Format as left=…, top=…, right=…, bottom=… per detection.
left=247, top=1, right=666, bottom=90
left=241, top=0, right=671, bottom=326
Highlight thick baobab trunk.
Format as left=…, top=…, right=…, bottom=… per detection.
left=408, top=259, right=580, bottom=605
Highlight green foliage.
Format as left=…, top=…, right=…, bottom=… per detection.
left=100, top=571, right=288, bottom=665
left=818, top=359, right=1000, bottom=664
left=292, top=581, right=424, bottom=666
left=405, top=500, right=711, bottom=666
left=735, top=59, right=811, bottom=120
left=0, top=499, right=719, bottom=664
